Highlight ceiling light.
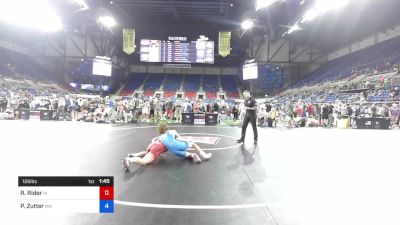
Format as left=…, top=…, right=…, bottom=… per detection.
left=0, top=0, right=62, bottom=32
left=256, top=0, right=279, bottom=11
left=241, top=19, right=254, bottom=30
left=98, top=16, right=116, bottom=28
left=301, top=8, right=319, bottom=23
left=288, top=24, right=301, bottom=34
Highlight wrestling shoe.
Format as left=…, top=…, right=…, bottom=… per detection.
left=254, top=140, right=258, bottom=145
left=190, top=153, right=202, bottom=164
left=121, top=158, right=130, bottom=172
left=236, top=139, right=244, bottom=143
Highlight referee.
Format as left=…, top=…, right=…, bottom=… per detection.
left=237, top=90, right=258, bottom=144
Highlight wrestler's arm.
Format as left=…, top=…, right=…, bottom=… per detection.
left=171, top=130, right=190, bottom=142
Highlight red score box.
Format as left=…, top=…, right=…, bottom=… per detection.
left=99, top=186, right=114, bottom=200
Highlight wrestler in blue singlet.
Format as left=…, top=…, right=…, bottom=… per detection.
left=160, top=130, right=189, bottom=158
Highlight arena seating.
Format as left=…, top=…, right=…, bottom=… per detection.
left=221, top=76, right=239, bottom=99
left=0, top=55, right=74, bottom=96
left=206, top=92, right=217, bottom=99
left=144, top=89, right=154, bottom=97
left=202, top=75, right=218, bottom=99
left=324, top=95, right=337, bottom=103
left=227, top=92, right=240, bottom=98
left=368, top=92, right=390, bottom=102
left=119, top=74, right=146, bottom=96
left=258, top=65, right=288, bottom=93
left=163, top=74, right=183, bottom=98
left=274, top=36, right=400, bottom=104
left=294, top=36, right=400, bottom=88
left=183, top=75, right=201, bottom=92
left=163, top=90, right=176, bottom=98
left=118, top=73, right=243, bottom=100
left=0, top=48, right=55, bottom=82
left=144, top=74, right=164, bottom=91
left=203, top=75, right=219, bottom=92
left=338, top=94, right=350, bottom=102
left=58, top=84, right=77, bottom=92
left=185, top=91, right=197, bottom=100
left=163, top=74, right=182, bottom=91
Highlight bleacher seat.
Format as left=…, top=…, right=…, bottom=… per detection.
left=120, top=73, right=146, bottom=96
left=144, top=89, right=154, bottom=97
left=257, top=65, right=288, bottom=93
left=294, top=36, right=400, bottom=88
left=324, top=95, right=336, bottom=103
left=164, top=74, right=182, bottom=91
left=144, top=74, right=164, bottom=91
left=221, top=76, right=237, bottom=92
left=163, top=91, right=176, bottom=98
left=227, top=92, right=240, bottom=99
left=183, top=75, right=201, bottom=92
left=185, top=91, right=197, bottom=100
left=368, top=92, right=390, bottom=102
left=203, top=75, right=219, bottom=92
left=206, top=92, right=216, bottom=99
left=221, top=76, right=240, bottom=98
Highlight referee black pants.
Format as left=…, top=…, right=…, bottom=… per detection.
left=240, top=113, right=258, bottom=141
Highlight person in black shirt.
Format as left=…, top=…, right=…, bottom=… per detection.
left=265, top=103, right=272, bottom=113
left=0, top=96, right=7, bottom=112
left=232, top=103, right=239, bottom=122
left=237, top=90, right=258, bottom=144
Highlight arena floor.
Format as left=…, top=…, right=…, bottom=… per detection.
left=2, top=121, right=400, bottom=225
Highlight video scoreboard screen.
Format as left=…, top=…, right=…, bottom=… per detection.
left=140, top=38, right=214, bottom=64
left=243, top=62, right=259, bottom=80
left=92, top=56, right=112, bottom=77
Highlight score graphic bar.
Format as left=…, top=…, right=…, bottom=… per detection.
left=18, top=176, right=114, bottom=213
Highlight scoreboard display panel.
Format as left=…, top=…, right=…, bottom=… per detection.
left=140, top=39, right=214, bottom=64
left=18, top=176, right=114, bottom=213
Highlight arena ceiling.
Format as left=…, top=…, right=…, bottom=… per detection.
left=288, top=0, right=400, bottom=52
left=89, top=0, right=400, bottom=55
left=1, top=0, right=400, bottom=65
left=96, top=0, right=256, bottom=66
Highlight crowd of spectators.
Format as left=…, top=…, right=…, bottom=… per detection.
left=0, top=82, right=241, bottom=123
left=259, top=68, right=400, bottom=128
left=2, top=54, right=400, bottom=129
left=255, top=100, right=400, bottom=128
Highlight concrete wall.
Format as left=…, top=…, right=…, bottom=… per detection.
left=147, top=65, right=164, bottom=73
left=131, top=65, right=147, bottom=73
left=129, top=64, right=239, bottom=75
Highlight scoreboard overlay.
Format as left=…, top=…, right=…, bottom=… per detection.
left=18, top=176, right=114, bottom=213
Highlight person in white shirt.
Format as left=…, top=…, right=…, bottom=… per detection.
left=174, top=98, right=183, bottom=122
left=257, top=103, right=267, bottom=126
left=142, top=100, right=151, bottom=122
left=389, top=104, right=400, bottom=126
